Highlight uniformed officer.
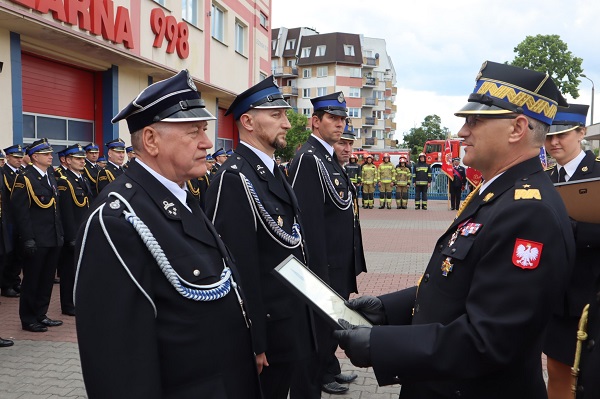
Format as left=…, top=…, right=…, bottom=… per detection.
left=542, top=103, right=600, bottom=399
left=288, top=91, right=364, bottom=397
left=449, top=157, right=466, bottom=210
left=205, top=76, right=314, bottom=399
left=57, top=144, right=92, bottom=316
left=413, top=152, right=431, bottom=209
left=124, top=145, right=136, bottom=169
left=210, top=147, right=227, bottom=178
left=0, top=148, right=14, bottom=347
left=11, top=138, right=64, bottom=333
left=54, top=149, right=67, bottom=178
left=0, top=150, right=5, bottom=167
left=377, top=153, right=394, bottom=209
left=82, top=143, right=100, bottom=197
left=96, top=138, right=126, bottom=193
left=96, top=156, right=107, bottom=169
left=1, top=144, right=25, bottom=298
left=334, top=61, right=576, bottom=399
left=361, top=154, right=377, bottom=209
left=394, top=156, right=411, bottom=209
left=74, top=70, right=261, bottom=398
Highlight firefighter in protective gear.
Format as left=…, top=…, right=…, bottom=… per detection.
left=413, top=153, right=431, bottom=210
left=361, top=154, right=377, bottom=209
left=377, top=153, right=394, bottom=209
left=346, top=153, right=361, bottom=186
left=394, top=157, right=411, bottom=209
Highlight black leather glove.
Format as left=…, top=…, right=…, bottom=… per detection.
left=346, top=295, right=387, bottom=325
left=22, top=239, right=37, bottom=257
left=333, top=319, right=372, bottom=368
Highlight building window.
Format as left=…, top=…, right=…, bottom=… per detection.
left=272, top=40, right=277, bottom=50
left=317, top=66, right=327, bottom=77
left=317, top=87, right=327, bottom=96
left=285, top=39, right=295, bottom=50
left=301, top=47, right=311, bottom=58
left=182, top=0, right=198, bottom=26
left=364, top=49, right=374, bottom=58
left=349, top=67, right=361, bottom=78
left=154, top=0, right=166, bottom=6
left=272, top=59, right=278, bottom=71
left=259, top=12, right=267, bottom=28
left=287, top=59, right=295, bottom=67
left=348, top=108, right=361, bottom=118
left=302, top=88, right=311, bottom=98
left=259, top=73, right=267, bottom=81
left=375, top=90, right=384, bottom=100
left=349, top=87, right=361, bottom=98
left=316, top=45, right=326, bottom=56
left=302, top=108, right=311, bottom=116
left=344, top=45, right=355, bottom=56
left=211, top=4, right=225, bottom=42
left=235, top=22, right=245, bottom=54
left=216, top=138, right=233, bottom=152
left=373, top=110, right=383, bottom=119
left=303, top=68, right=311, bottom=78
left=354, top=128, right=361, bottom=138
left=375, top=130, right=384, bottom=139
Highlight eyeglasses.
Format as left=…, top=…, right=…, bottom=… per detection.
left=464, top=115, right=533, bottom=130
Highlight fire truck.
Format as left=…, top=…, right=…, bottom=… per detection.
left=354, top=149, right=410, bottom=167
left=423, top=139, right=482, bottom=187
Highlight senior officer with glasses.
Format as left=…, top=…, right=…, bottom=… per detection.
left=74, top=70, right=262, bottom=399
left=541, top=104, right=600, bottom=399
left=334, top=61, right=576, bottom=399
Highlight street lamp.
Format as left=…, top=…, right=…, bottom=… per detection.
left=581, top=74, right=595, bottom=125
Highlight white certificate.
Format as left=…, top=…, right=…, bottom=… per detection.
left=273, top=255, right=372, bottom=329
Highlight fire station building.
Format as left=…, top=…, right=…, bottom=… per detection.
left=0, top=0, right=273, bottom=155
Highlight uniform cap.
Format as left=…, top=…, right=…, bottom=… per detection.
left=547, top=103, right=589, bottom=135
left=26, top=138, right=53, bottom=156
left=63, top=144, right=86, bottom=158
left=206, top=154, right=214, bottom=161
left=225, top=76, right=291, bottom=120
left=112, top=70, right=216, bottom=133
left=97, top=156, right=107, bottom=162
left=0, top=150, right=5, bottom=160
left=4, top=144, right=25, bottom=157
left=455, top=61, right=568, bottom=125
left=311, top=91, right=348, bottom=117
left=453, top=157, right=461, bottom=162
left=84, top=143, right=99, bottom=152
left=226, top=149, right=234, bottom=156
left=106, top=138, right=126, bottom=152
left=340, top=119, right=356, bottom=141
left=126, top=146, right=135, bottom=154
left=212, top=148, right=226, bottom=157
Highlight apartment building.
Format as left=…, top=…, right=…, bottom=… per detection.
left=271, top=27, right=397, bottom=150
left=0, top=0, right=272, bottom=154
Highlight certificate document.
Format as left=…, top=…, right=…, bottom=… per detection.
left=273, top=255, right=372, bottom=329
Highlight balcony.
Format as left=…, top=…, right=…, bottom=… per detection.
left=392, top=86, right=397, bottom=95
left=363, top=97, right=377, bottom=107
left=362, top=57, right=379, bottom=68
left=272, top=66, right=299, bottom=77
left=385, top=80, right=392, bottom=89
left=362, top=76, right=378, bottom=87
left=280, top=86, right=298, bottom=97
left=385, top=100, right=393, bottom=110
left=363, top=116, right=376, bottom=126
left=360, top=136, right=378, bottom=147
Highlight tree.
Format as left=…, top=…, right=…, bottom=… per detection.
left=275, top=110, right=310, bottom=162
left=510, top=34, right=583, bottom=99
left=401, top=115, right=449, bottom=161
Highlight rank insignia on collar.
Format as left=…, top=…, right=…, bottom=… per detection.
left=441, top=257, right=454, bottom=276
left=109, top=199, right=121, bottom=209
left=512, top=238, right=543, bottom=269
left=277, top=216, right=283, bottom=227
left=582, top=166, right=588, bottom=172
left=483, top=192, right=494, bottom=202
left=326, top=155, right=331, bottom=162
left=163, top=200, right=178, bottom=216
left=230, top=165, right=238, bottom=170
left=256, top=165, right=264, bottom=170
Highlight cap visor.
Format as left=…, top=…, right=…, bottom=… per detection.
left=253, top=98, right=292, bottom=110
left=547, top=124, right=579, bottom=135
left=161, top=107, right=217, bottom=122
left=454, top=102, right=514, bottom=117
left=324, top=109, right=348, bottom=117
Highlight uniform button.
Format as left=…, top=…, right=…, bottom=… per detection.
left=393, top=376, right=400, bottom=382
left=266, top=313, right=271, bottom=319
left=451, top=248, right=456, bottom=253
left=438, top=244, right=444, bottom=251
left=193, top=269, right=200, bottom=276
left=414, top=304, right=420, bottom=313
left=275, top=208, right=279, bottom=212
left=587, top=339, right=595, bottom=351
left=423, top=274, right=430, bottom=282
left=125, top=183, right=132, bottom=188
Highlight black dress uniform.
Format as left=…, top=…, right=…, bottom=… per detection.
left=210, top=148, right=226, bottom=179
left=57, top=145, right=92, bottom=315
left=449, top=159, right=466, bottom=210
left=75, top=69, right=261, bottom=399
left=11, top=139, right=64, bottom=331
left=83, top=143, right=100, bottom=198
left=542, top=104, right=600, bottom=380
left=96, top=139, right=126, bottom=194
left=576, top=278, right=600, bottom=398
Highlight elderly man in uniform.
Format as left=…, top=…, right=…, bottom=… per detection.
left=82, top=143, right=100, bottom=197
left=96, top=138, right=126, bottom=193
left=542, top=104, right=600, bottom=399
left=334, top=61, right=576, bottom=399
left=288, top=92, right=366, bottom=397
left=1, top=144, right=25, bottom=298
left=74, top=70, right=261, bottom=398
left=11, top=139, right=64, bottom=333
left=57, top=144, right=92, bottom=317
left=205, top=77, right=314, bottom=399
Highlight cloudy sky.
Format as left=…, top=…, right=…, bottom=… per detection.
left=272, top=0, right=600, bottom=139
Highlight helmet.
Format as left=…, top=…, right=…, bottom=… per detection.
left=399, top=156, right=407, bottom=163
left=365, top=153, right=373, bottom=159
left=383, top=153, right=390, bottom=159
left=350, top=153, right=358, bottom=160
left=418, top=152, right=426, bottom=158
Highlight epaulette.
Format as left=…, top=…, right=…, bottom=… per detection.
left=225, top=156, right=244, bottom=174
left=514, top=182, right=542, bottom=201
left=100, top=183, right=136, bottom=218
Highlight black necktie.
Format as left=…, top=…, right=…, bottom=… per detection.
left=558, top=167, right=567, bottom=183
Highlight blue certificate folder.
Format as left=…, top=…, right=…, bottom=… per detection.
left=554, top=176, right=600, bottom=223
left=273, top=255, right=372, bottom=329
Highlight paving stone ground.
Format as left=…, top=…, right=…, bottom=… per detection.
left=0, top=200, right=547, bottom=398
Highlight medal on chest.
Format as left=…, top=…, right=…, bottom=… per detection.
left=441, top=219, right=482, bottom=276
